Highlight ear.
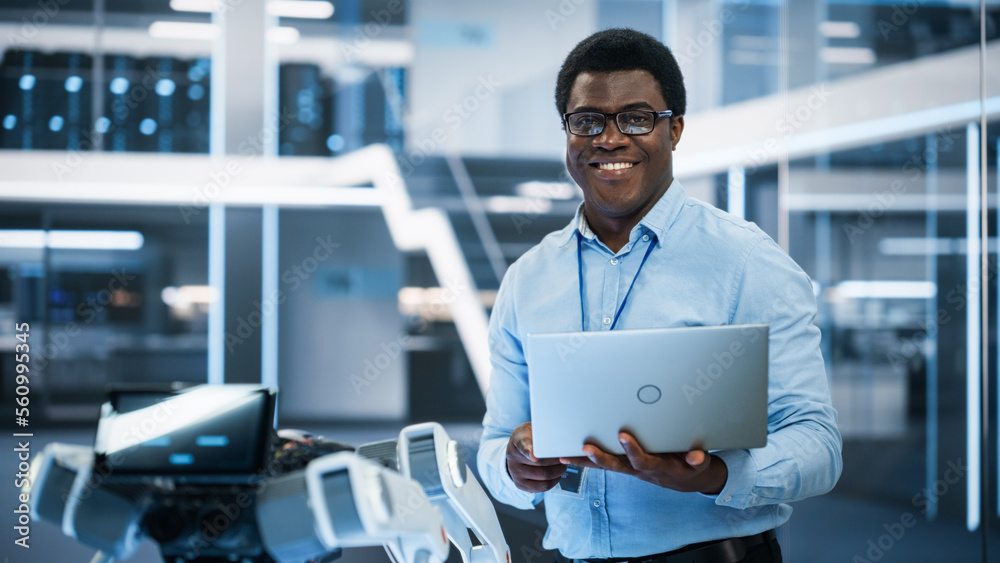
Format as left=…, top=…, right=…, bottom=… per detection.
left=670, top=115, right=685, bottom=150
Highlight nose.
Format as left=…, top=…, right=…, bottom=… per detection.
left=592, top=117, right=630, bottom=151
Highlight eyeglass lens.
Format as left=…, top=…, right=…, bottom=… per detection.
left=566, top=111, right=657, bottom=136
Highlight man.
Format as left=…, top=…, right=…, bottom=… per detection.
left=477, top=28, right=842, bottom=563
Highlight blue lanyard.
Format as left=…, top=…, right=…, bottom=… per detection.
left=577, top=231, right=657, bottom=331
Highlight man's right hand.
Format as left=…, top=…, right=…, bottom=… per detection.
left=506, top=422, right=567, bottom=492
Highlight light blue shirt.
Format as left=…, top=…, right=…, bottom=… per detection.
left=477, top=181, right=842, bottom=559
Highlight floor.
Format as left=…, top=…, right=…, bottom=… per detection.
left=3, top=423, right=1000, bottom=563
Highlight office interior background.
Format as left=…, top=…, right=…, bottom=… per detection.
left=0, top=0, right=998, bottom=561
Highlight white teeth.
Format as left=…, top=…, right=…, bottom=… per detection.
left=596, top=162, right=635, bottom=171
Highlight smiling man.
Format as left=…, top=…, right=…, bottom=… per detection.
left=477, top=29, right=842, bottom=563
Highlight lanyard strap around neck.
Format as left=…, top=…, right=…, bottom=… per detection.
left=577, top=231, right=657, bottom=332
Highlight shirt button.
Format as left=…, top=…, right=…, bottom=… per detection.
left=725, top=495, right=733, bottom=502
left=610, top=258, right=618, bottom=265
left=642, top=234, right=650, bottom=242
left=602, top=317, right=611, bottom=325
left=593, top=499, right=601, bottom=508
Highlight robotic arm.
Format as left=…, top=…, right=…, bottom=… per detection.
left=259, top=423, right=511, bottom=563
left=27, top=443, right=144, bottom=560
left=23, top=384, right=510, bottom=563
left=256, top=452, right=449, bottom=563
left=396, top=423, right=510, bottom=563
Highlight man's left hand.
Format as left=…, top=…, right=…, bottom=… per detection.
left=559, top=432, right=728, bottom=494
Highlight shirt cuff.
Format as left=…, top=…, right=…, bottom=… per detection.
left=711, top=449, right=758, bottom=510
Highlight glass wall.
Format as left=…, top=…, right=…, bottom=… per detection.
left=752, top=2, right=998, bottom=561
left=665, top=1, right=998, bottom=559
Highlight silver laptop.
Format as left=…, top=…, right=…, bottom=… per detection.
left=526, top=324, right=769, bottom=458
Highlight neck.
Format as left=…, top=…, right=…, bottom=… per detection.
left=584, top=181, right=672, bottom=253
left=585, top=215, right=634, bottom=253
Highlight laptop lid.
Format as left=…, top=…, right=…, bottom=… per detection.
left=526, top=324, right=768, bottom=458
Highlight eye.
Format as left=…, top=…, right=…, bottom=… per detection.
left=627, top=112, right=653, bottom=126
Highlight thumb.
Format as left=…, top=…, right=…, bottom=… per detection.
left=685, top=450, right=707, bottom=467
left=515, top=435, right=537, bottom=462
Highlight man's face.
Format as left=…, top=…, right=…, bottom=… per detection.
left=564, top=70, right=684, bottom=225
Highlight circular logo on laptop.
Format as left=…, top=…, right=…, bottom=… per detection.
left=637, top=384, right=661, bottom=404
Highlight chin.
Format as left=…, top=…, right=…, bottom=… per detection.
left=591, top=197, right=644, bottom=218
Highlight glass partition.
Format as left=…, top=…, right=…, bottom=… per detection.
left=768, top=2, right=1000, bottom=560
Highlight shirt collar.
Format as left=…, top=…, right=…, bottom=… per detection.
left=557, top=179, right=687, bottom=248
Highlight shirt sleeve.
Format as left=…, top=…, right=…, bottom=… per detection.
left=713, top=236, right=843, bottom=510
left=476, top=261, right=543, bottom=510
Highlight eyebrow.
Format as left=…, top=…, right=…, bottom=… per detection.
left=568, top=101, right=658, bottom=113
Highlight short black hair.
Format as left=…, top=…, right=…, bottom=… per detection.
left=555, top=28, right=686, bottom=117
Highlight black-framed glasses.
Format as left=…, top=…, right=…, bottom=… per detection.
left=563, top=110, right=673, bottom=136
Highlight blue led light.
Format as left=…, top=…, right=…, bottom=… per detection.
left=2, top=115, right=15, bottom=130
left=188, top=66, right=205, bottom=83
left=48, top=115, right=64, bottom=132
left=94, top=117, right=111, bottom=133
left=187, top=84, right=205, bottom=101
left=196, top=435, right=229, bottom=447
left=110, top=77, right=129, bottom=95
left=139, top=118, right=157, bottom=135
left=169, top=453, right=194, bottom=465
left=326, top=134, right=345, bottom=152
left=156, top=78, right=176, bottom=97
left=144, top=436, right=171, bottom=447
left=19, top=74, right=35, bottom=91
left=64, top=75, right=83, bottom=93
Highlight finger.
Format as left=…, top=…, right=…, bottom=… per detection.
left=583, top=444, right=633, bottom=474
left=560, top=456, right=603, bottom=469
left=618, top=433, right=655, bottom=471
left=511, top=462, right=567, bottom=481
left=559, top=456, right=594, bottom=466
left=530, top=456, right=571, bottom=467
left=685, top=449, right=708, bottom=467
left=514, top=436, right=538, bottom=462
left=517, top=477, right=563, bottom=493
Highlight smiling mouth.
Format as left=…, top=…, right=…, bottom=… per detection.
left=593, top=162, right=635, bottom=171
